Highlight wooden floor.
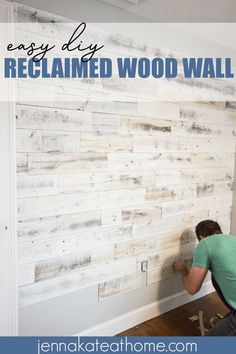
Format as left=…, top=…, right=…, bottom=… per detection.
left=119, top=293, right=229, bottom=336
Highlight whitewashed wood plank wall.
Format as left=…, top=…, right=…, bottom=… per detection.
left=14, top=4, right=236, bottom=307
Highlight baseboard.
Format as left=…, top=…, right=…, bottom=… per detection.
left=76, top=280, right=214, bottom=336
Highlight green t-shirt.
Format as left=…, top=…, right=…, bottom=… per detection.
left=192, top=234, right=236, bottom=310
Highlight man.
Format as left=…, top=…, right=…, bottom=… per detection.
left=174, top=219, right=236, bottom=335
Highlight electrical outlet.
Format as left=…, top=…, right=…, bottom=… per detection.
left=141, top=260, right=148, bottom=272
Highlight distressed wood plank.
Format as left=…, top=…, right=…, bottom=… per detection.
left=58, top=171, right=155, bottom=193
left=173, top=120, right=236, bottom=139
left=180, top=103, right=236, bottom=126
left=18, top=192, right=99, bottom=221
left=108, top=152, right=191, bottom=171
left=122, top=204, right=162, bottom=224
left=40, top=131, right=80, bottom=153
left=137, top=102, right=180, bottom=120
left=80, top=132, right=133, bottom=152
left=134, top=135, right=236, bottom=153
left=16, top=104, right=92, bottom=132
left=17, top=174, right=58, bottom=198
left=161, top=195, right=233, bottom=217
left=155, top=167, right=234, bottom=186
left=190, top=153, right=235, bottom=168
left=35, top=245, right=114, bottom=282
left=92, top=112, right=120, bottom=134
left=28, top=153, right=108, bottom=174
left=98, top=272, right=142, bottom=300
left=121, top=116, right=172, bottom=136
left=197, top=181, right=233, bottom=197
left=18, top=210, right=101, bottom=241
left=16, top=129, right=41, bottom=152
left=101, top=208, right=122, bottom=227
left=98, top=188, right=146, bottom=208
left=146, top=184, right=196, bottom=202
left=17, top=129, right=81, bottom=153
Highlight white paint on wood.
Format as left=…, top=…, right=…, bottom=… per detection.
left=98, top=272, right=143, bottom=300
left=18, top=210, right=101, bottom=241
left=18, top=192, right=99, bottom=221
left=58, top=171, right=155, bottom=193
left=17, top=175, right=58, bottom=198
left=108, top=152, right=191, bottom=170
left=81, top=132, right=133, bottom=152
left=16, top=105, right=92, bottom=132
left=28, top=153, right=108, bottom=174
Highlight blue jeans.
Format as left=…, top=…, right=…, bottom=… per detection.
left=206, top=276, right=236, bottom=336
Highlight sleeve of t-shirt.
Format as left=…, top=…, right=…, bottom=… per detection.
left=192, top=240, right=210, bottom=269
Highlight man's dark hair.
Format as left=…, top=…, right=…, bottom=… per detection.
left=195, top=220, right=222, bottom=240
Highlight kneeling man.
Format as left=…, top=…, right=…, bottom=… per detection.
left=174, top=219, right=236, bottom=336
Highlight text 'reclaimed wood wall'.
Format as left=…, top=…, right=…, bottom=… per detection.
left=15, top=4, right=236, bottom=307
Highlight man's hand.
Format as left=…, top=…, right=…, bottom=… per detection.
left=173, top=259, right=188, bottom=273
left=174, top=259, right=208, bottom=295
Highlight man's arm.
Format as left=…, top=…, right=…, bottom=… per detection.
left=174, top=260, right=208, bottom=295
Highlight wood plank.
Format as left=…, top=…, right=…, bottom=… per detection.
left=180, top=103, right=236, bottom=126
left=134, top=135, right=236, bottom=153
left=121, top=116, right=172, bottom=136
left=17, top=192, right=99, bottom=221
left=146, top=184, right=197, bottom=202
left=156, top=167, right=234, bottom=186
left=16, top=104, right=92, bottom=132
left=17, top=175, right=58, bottom=198
left=17, top=129, right=81, bottom=153
left=16, top=129, right=41, bottom=152
left=190, top=153, right=235, bottom=168
left=35, top=245, right=114, bottom=282
left=18, top=210, right=101, bottom=241
left=40, top=131, right=80, bottom=153
left=115, top=239, right=151, bottom=259
left=197, top=181, right=233, bottom=197
left=80, top=132, right=133, bottom=152
left=122, top=204, right=162, bottom=224
left=101, top=208, right=122, bottom=227
left=108, top=152, right=191, bottom=171
left=58, top=171, right=155, bottom=193
left=28, top=153, right=108, bottom=174
left=98, top=272, right=143, bottom=300
left=98, top=188, right=146, bottom=208
left=137, top=102, right=180, bottom=120
left=173, top=120, right=236, bottom=139
left=161, top=195, right=233, bottom=217
left=92, top=113, right=120, bottom=134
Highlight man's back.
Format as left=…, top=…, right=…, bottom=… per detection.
left=193, top=234, right=236, bottom=310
